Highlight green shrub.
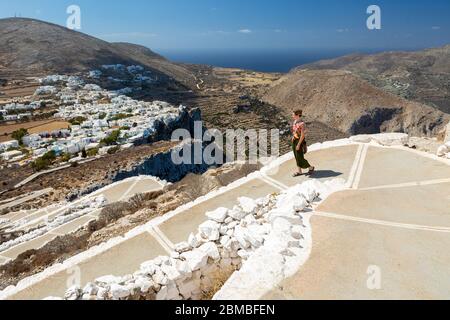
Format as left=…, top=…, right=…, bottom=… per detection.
left=100, top=129, right=121, bottom=146
left=60, top=153, right=72, bottom=162
left=31, top=150, right=56, bottom=171
left=87, top=147, right=99, bottom=157
left=111, top=113, right=133, bottom=121
left=11, top=128, right=28, bottom=144
left=107, top=146, right=120, bottom=155
left=69, top=116, right=87, bottom=126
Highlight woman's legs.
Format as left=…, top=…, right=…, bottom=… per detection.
left=293, top=139, right=315, bottom=176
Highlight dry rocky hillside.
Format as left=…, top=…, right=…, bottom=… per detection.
left=302, top=45, right=450, bottom=114
left=0, top=18, right=195, bottom=87
left=262, top=69, right=449, bottom=137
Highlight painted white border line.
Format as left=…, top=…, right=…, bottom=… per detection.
left=147, top=228, right=173, bottom=255
left=359, top=178, right=450, bottom=191
left=352, top=144, right=369, bottom=189
left=314, top=210, right=450, bottom=233
left=346, top=144, right=364, bottom=189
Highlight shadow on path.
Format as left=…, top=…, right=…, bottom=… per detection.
left=310, top=170, right=343, bottom=179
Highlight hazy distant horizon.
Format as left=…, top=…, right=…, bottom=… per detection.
left=158, top=47, right=430, bottom=73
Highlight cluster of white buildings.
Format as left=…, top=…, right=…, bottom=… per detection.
left=0, top=101, right=42, bottom=121
left=0, top=65, right=184, bottom=166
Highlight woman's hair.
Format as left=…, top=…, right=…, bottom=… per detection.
left=293, top=109, right=303, bottom=117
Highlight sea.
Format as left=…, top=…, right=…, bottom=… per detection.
left=158, top=48, right=390, bottom=73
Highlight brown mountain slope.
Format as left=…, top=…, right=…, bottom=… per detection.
left=0, top=18, right=195, bottom=86
left=262, top=69, right=449, bottom=137
left=301, top=45, right=450, bottom=114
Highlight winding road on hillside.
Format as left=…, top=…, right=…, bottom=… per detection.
left=1, top=140, right=450, bottom=300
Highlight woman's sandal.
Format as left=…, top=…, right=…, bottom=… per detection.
left=292, top=172, right=303, bottom=177
left=307, top=167, right=315, bottom=176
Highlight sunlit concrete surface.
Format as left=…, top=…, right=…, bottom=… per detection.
left=264, top=146, right=450, bottom=300
left=0, top=177, right=164, bottom=266
left=2, top=233, right=59, bottom=260
left=8, top=232, right=166, bottom=300
left=358, top=147, right=450, bottom=188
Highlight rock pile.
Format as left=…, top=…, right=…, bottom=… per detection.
left=46, top=179, right=342, bottom=300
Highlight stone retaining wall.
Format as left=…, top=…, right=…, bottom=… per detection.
left=47, top=178, right=345, bottom=300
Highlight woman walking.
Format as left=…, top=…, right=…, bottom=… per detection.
left=292, top=110, right=315, bottom=177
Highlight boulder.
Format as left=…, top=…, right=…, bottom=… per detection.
left=152, top=269, right=169, bottom=285
left=174, top=241, right=191, bottom=253
left=199, top=242, right=220, bottom=260
left=180, top=249, right=209, bottom=271
left=135, top=277, right=154, bottom=293
left=161, top=264, right=183, bottom=282
left=95, top=275, right=121, bottom=286
left=199, top=220, right=220, bottom=241
left=65, top=285, right=81, bottom=301
left=187, top=233, right=200, bottom=248
left=140, top=261, right=158, bottom=275
left=238, top=197, right=258, bottom=214
left=83, top=283, right=98, bottom=296
left=206, top=207, right=229, bottom=223
left=228, top=207, right=249, bottom=220
left=110, top=284, right=130, bottom=300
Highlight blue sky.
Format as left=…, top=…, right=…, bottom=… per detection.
left=1, top=0, right=449, bottom=51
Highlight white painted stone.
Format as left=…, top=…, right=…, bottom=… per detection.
left=174, top=241, right=191, bottom=253
left=237, top=250, right=250, bottom=259
left=180, top=249, right=209, bottom=271
left=110, top=284, right=130, bottom=300
left=140, top=261, right=158, bottom=275
left=161, top=264, right=183, bottom=282
left=199, top=242, right=220, bottom=260
left=83, top=283, right=98, bottom=296
left=187, top=233, right=200, bottom=248
left=219, top=225, right=229, bottom=235
left=227, top=221, right=239, bottom=229
left=95, top=275, right=121, bottom=285
left=224, top=217, right=233, bottom=224
left=135, top=277, right=154, bottom=293
left=153, top=255, right=170, bottom=266
left=97, top=287, right=108, bottom=300
left=220, top=235, right=231, bottom=247
left=288, top=240, right=303, bottom=248
left=198, top=220, right=220, bottom=241
left=64, top=285, right=81, bottom=301
left=152, top=269, right=169, bottom=285
left=291, top=225, right=303, bottom=240
left=233, top=226, right=251, bottom=249
left=238, top=197, right=257, bottom=213
left=228, top=206, right=249, bottom=220
left=206, top=207, right=229, bottom=223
